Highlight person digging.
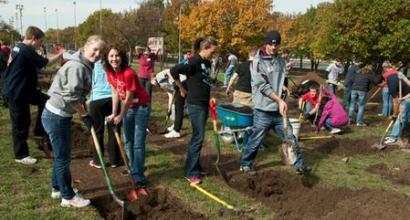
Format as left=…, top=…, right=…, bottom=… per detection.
left=240, top=31, right=311, bottom=176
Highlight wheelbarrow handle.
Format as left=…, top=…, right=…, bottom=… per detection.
left=209, top=98, right=217, bottom=121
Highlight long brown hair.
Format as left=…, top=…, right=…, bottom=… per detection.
left=103, top=45, right=129, bottom=72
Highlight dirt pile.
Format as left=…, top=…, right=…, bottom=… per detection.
left=366, top=163, right=410, bottom=185
left=229, top=170, right=410, bottom=220
left=93, top=187, right=207, bottom=220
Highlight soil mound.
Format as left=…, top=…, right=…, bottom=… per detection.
left=229, top=170, right=410, bottom=220
left=366, top=163, right=410, bottom=185
left=93, top=187, right=207, bottom=220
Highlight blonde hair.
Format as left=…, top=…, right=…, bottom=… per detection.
left=83, top=35, right=105, bottom=49
left=382, top=61, right=392, bottom=70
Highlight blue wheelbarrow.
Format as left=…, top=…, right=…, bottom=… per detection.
left=216, top=103, right=253, bottom=151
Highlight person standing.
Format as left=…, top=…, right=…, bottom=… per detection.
left=344, top=57, right=361, bottom=108
left=88, top=60, right=121, bottom=169
left=348, top=64, right=376, bottom=126
left=240, top=31, right=310, bottom=176
left=226, top=49, right=256, bottom=106
left=105, top=46, right=151, bottom=188
left=326, top=58, right=344, bottom=94
left=42, top=35, right=105, bottom=208
left=170, top=36, right=218, bottom=184
left=2, top=26, right=63, bottom=165
left=223, top=52, right=238, bottom=87
left=136, top=46, right=158, bottom=96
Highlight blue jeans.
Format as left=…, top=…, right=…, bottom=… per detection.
left=185, top=104, right=208, bottom=178
left=324, top=117, right=335, bottom=130
left=382, top=87, right=392, bottom=116
left=123, top=105, right=151, bottom=184
left=343, top=87, right=352, bottom=109
left=389, top=99, right=410, bottom=140
left=241, top=109, right=305, bottom=170
left=223, top=66, right=235, bottom=86
left=349, top=90, right=368, bottom=124
left=41, top=108, right=75, bottom=200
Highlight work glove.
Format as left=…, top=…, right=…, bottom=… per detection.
left=81, top=114, right=94, bottom=130
left=304, top=112, right=311, bottom=119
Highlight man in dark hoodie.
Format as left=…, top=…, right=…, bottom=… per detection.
left=240, top=31, right=310, bottom=176
left=2, top=26, right=63, bottom=165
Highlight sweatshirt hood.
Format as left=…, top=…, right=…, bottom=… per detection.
left=62, top=50, right=94, bottom=71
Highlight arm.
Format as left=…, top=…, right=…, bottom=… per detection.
left=47, top=50, right=64, bottom=64
left=107, top=86, right=120, bottom=121
left=226, top=73, right=239, bottom=94
left=170, top=61, right=194, bottom=97
left=113, top=91, right=133, bottom=125
left=298, top=98, right=304, bottom=110
left=317, top=105, right=330, bottom=132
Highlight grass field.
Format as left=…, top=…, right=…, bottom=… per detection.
left=1, top=69, right=410, bottom=219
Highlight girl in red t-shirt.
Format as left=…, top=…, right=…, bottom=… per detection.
left=105, top=46, right=151, bottom=189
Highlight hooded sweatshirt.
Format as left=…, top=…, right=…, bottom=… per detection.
left=46, top=50, right=93, bottom=116
left=316, top=87, right=348, bottom=131
left=251, top=46, right=286, bottom=112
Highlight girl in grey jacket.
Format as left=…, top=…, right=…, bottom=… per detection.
left=41, top=35, right=105, bottom=208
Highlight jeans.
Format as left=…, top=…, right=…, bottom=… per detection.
left=241, top=109, right=305, bottom=170
left=174, top=86, right=186, bottom=132
left=324, top=118, right=335, bottom=130
left=348, top=90, right=368, bottom=124
left=8, top=91, right=49, bottom=159
left=140, top=78, right=153, bottom=97
left=41, top=108, right=75, bottom=200
left=89, top=97, right=121, bottom=165
left=123, top=105, right=150, bottom=184
left=381, top=87, right=392, bottom=116
left=389, top=99, right=410, bottom=140
left=343, top=86, right=352, bottom=109
left=185, top=104, right=208, bottom=178
left=327, top=83, right=337, bottom=94
left=223, top=66, right=235, bottom=86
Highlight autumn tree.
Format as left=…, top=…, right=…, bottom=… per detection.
left=0, top=21, right=20, bottom=45
left=180, top=0, right=273, bottom=58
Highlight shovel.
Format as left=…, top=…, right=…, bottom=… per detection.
left=112, top=124, right=147, bottom=200
left=209, top=98, right=230, bottom=183
left=90, top=127, right=127, bottom=220
left=280, top=114, right=297, bottom=166
left=371, top=119, right=396, bottom=150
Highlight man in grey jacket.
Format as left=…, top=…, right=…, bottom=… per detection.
left=240, top=31, right=310, bottom=175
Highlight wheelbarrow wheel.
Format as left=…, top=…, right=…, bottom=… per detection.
left=220, top=125, right=234, bottom=144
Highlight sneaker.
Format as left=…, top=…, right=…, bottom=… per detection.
left=121, top=170, right=130, bottom=176
left=51, top=188, right=79, bottom=199
left=60, top=194, right=90, bottom=208
left=164, top=130, right=181, bottom=138
left=377, top=113, right=384, bottom=117
left=384, top=137, right=397, bottom=145
left=240, top=166, right=256, bottom=176
left=15, top=156, right=37, bottom=165
left=356, top=123, right=368, bottom=127
left=296, top=166, right=312, bottom=175
left=89, top=160, right=102, bottom=169
left=110, top=164, right=120, bottom=168
left=186, top=177, right=202, bottom=184
left=167, top=124, right=174, bottom=132
left=329, top=128, right=341, bottom=134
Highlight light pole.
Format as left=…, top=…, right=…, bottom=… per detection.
left=73, top=1, right=77, bottom=49
left=178, top=7, right=182, bottom=62
left=43, top=7, right=47, bottom=30
left=99, top=0, right=102, bottom=35
left=9, top=17, right=14, bottom=45
left=16, top=4, right=23, bottom=35
left=55, top=8, right=59, bottom=43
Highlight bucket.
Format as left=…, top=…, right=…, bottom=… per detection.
left=289, top=118, right=301, bottom=139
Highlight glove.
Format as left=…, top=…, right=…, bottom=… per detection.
left=81, top=114, right=94, bottom=130
left=304, top=112, right=311, bottom=119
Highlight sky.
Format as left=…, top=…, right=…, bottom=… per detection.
left=0, top=0, right=331, bottom=34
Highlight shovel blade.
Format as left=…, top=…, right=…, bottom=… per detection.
left=371, top=143, right=387, bottom=150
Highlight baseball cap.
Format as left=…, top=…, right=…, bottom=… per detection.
left=265, top=31, right=281, bottom=45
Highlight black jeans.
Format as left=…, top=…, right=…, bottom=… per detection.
left=8, top=91, right=49, bottom=159
left=174, top=87, right=186, bottom=132
left=139, top=78, right=153, bottom=97
left=89, top=97, right=121, bottom=165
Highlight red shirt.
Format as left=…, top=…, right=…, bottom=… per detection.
left=302, top=92, right=320, bottom=106
left=106, top=67, right=151, bottom=108
left=137, top=53, right=156, bottom=79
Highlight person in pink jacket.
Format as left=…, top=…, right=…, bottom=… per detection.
left=316, top=86, right=348, bottom=134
